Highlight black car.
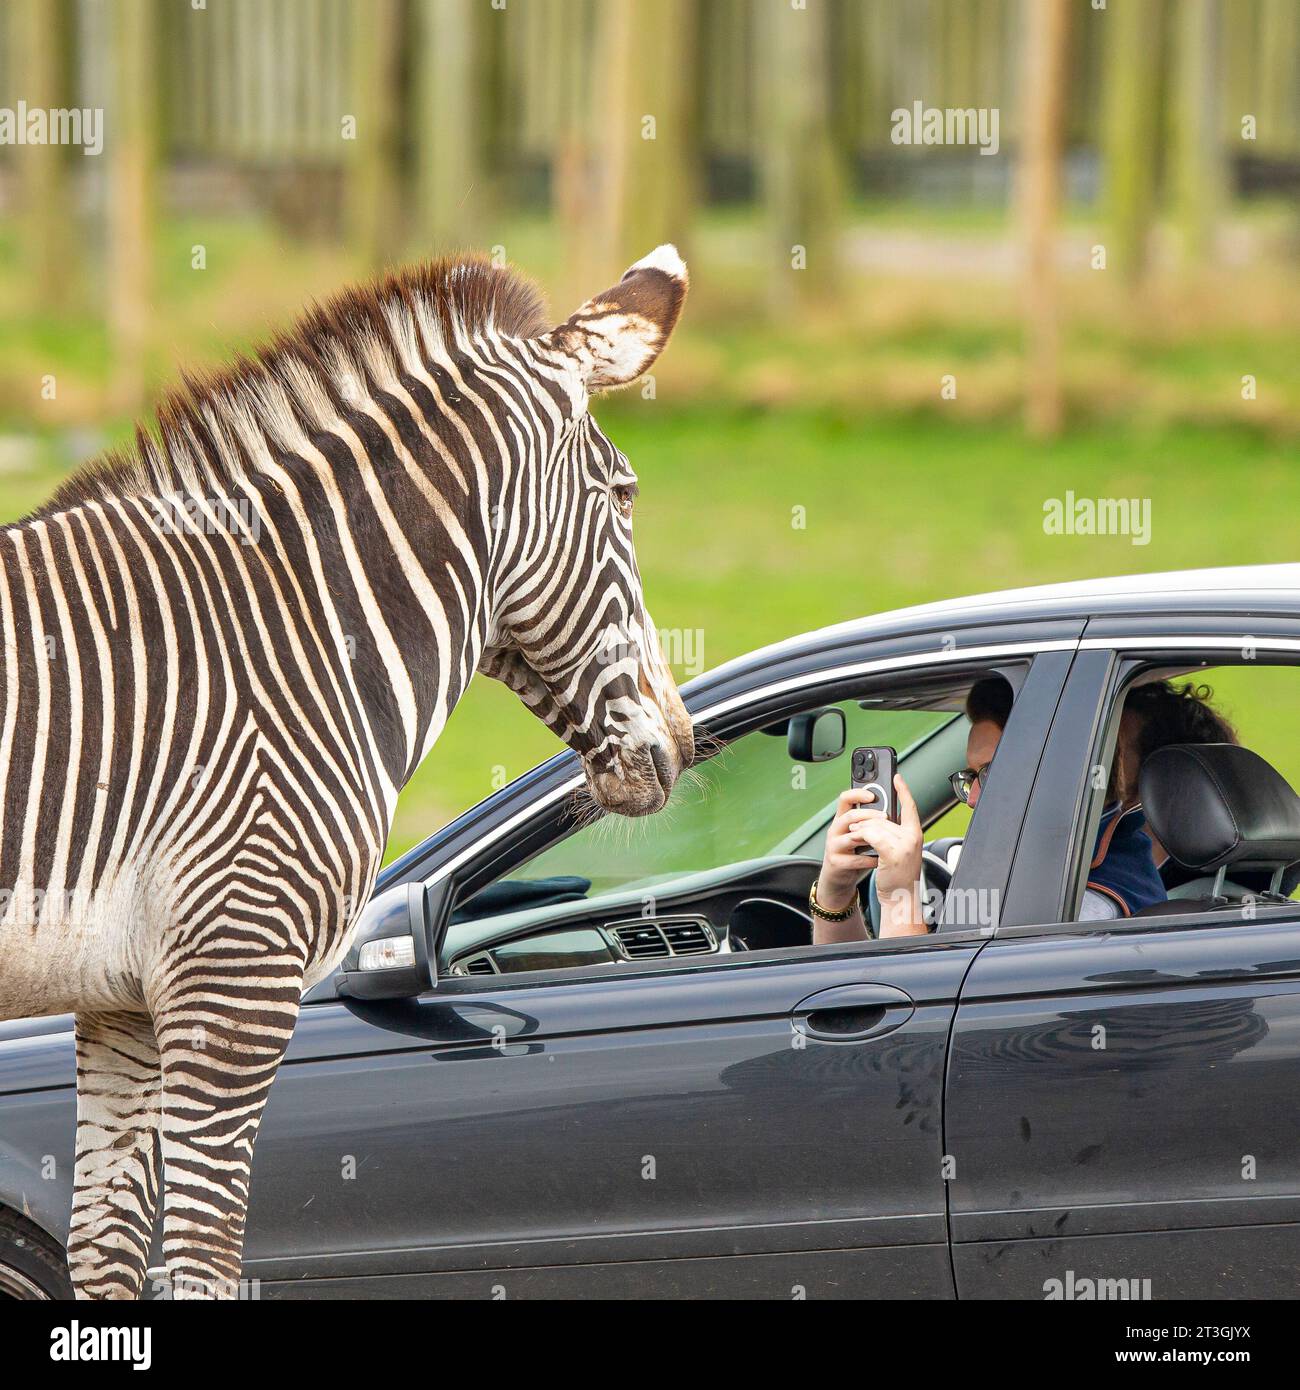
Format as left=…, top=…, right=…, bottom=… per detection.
left=3, top=564, right=1299, bottom=1300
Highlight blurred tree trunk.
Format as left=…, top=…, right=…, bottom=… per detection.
left=108, top=0, right=157, bottom=414
left=1259, top=0, right=1298, bottom=150
left=1172, top=0, right=1224, bottom=266
left=1019, top=0, right=1072, bottom=439
left=588, top=0, right=628, bottom=282
left=348, top=0, right=405, bottom=270
left=559, top=0, right=630, bottom=303
left=607, top=0, right=695, bottom=271
left=558, top=0, right=695, bottom=306
left=13, top=0, right=75, bottom=315
left=757, top=0, right=843, bottom=313
left=1101, top=0, right=1165, bottom=283
left=414, top=0, right=480, bottom=255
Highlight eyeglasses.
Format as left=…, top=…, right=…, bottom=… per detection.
left=949, top=762, right=992, bottom=805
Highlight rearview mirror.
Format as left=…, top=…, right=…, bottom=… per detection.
left=337, top=882, right=436, bottom=999
left=786, top=707, right=846, bottom=763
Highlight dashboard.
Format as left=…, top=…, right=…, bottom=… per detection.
left=443, top=856, right=821, bottom=977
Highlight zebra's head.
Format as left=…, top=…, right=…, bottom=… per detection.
left=480, top=246, right=693, bottom=817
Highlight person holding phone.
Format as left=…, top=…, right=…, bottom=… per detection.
left=806, top=717, right=986, bottom=944
left=805, top=678, right=1036, bottom=941
left=809, top=769, right=929, bottom=940
left=807, top=675, right=1235, bottom=943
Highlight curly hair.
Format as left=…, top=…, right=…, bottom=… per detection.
left=1125, top=680, right=1238, bottom=763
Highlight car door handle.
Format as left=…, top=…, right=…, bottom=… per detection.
left=791, top=983, right=915, bottom=1043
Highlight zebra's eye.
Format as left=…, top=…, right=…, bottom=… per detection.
left=612, top=483, right=638, bottom=518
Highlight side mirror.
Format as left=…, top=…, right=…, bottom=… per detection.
left=787, top=707, right=846, bottom=763
left=337, top=882, right=436, bottom=999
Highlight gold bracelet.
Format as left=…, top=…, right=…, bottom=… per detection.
left=809, top=878, right=856, bottom=922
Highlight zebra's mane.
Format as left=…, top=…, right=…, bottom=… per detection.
left=26, top=256, right=550, bottom=521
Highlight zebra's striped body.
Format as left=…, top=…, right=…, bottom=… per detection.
left=0, top=247, right=691, bottom=1298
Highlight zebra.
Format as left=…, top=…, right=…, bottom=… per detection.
left=0, top=244, right=693, bottom=1299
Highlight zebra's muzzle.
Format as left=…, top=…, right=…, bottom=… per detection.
left=586, top=738, right=680, bottom=817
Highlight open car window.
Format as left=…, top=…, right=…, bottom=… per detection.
left=439, top=663, right=1029, bottom=978
left=468, top=703, right=954, bottom=909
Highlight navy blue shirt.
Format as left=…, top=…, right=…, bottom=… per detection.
left=1086, top=802, right=1167, bottom=917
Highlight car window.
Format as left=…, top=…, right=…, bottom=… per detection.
left=440, top=664, right=1037, bottom=980
left=1195, top=665, right=1300, bottom=791
left=1066, top=660, right=1300, bottom=921
left=464, top=702, right=953, bottom=907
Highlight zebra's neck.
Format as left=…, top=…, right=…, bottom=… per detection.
left=17, top=260, right=562, bottom=815
left=15, top=393, right=501, bottom=829
left=178, top=385, right=501, bottom=796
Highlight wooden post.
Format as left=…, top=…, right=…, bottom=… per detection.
left=108, top=0, right=157, bottom=414
left=1019, top=0, right=1072, bottom=438
left=1258, top=0, right=1298, bottom=152
left=607, top=0, right=696, bottom=270
left=13, top=0, right=75, bottom=315
left=758, top=0, right=843, bottom=313
left=414, top=0, right=479, bottom=255
left=1101, top=0, right=1165, bottom=284
left=347, top=0, right=405, bottom=271
left=1172, top=0, right=1223, bottom=266
left=556, top=0, right=632, bottom=305
left=555, top=0, right=696, bottom=301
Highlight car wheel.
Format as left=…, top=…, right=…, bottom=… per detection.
left=0, top=1208, right=72, bottom=1300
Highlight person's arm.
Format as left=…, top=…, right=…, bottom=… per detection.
left=1079, top=887, right=1121, bottom=921
left=811, top=775, right=927, bottom=942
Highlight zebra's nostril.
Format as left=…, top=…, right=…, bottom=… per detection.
left=648, top=743, right=674, bottom=795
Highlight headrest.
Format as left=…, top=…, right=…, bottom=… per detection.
left=1140, top=743, right=1300, bottom=873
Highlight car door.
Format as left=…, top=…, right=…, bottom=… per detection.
left=947, top=629, right=1300, bottom=1299
left=240, top=641, right=1074, bottom=1299
left=251, top=944, right=975, bottom=1298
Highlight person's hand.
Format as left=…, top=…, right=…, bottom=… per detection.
left=816, top=775, right=922, bottom=912
left=850, top=774, right=923, bottom=901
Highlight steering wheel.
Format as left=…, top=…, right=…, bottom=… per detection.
left=866, top=842, right=957, bottom=934
left=921, top=847, right=954, bottom=895
left=726, top=894, right=813, bottom=952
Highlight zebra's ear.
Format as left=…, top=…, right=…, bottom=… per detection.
left=544, top=244, right=688, bottom=391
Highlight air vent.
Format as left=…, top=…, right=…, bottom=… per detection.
left=609, top=917, right=717, bottom=961
left=454, top=952, right=497, bottom=976
left=611, top=923, right=671, bottom=958
left=661, top=921, right=713, bottom=954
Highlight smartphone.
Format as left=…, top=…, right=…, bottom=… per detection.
left=851, top=746, right=898, bottom=853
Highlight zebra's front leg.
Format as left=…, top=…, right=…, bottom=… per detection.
left=153, top=956, right=304, bottom=1299
left=68, top=1011, right=163, bottom=1300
